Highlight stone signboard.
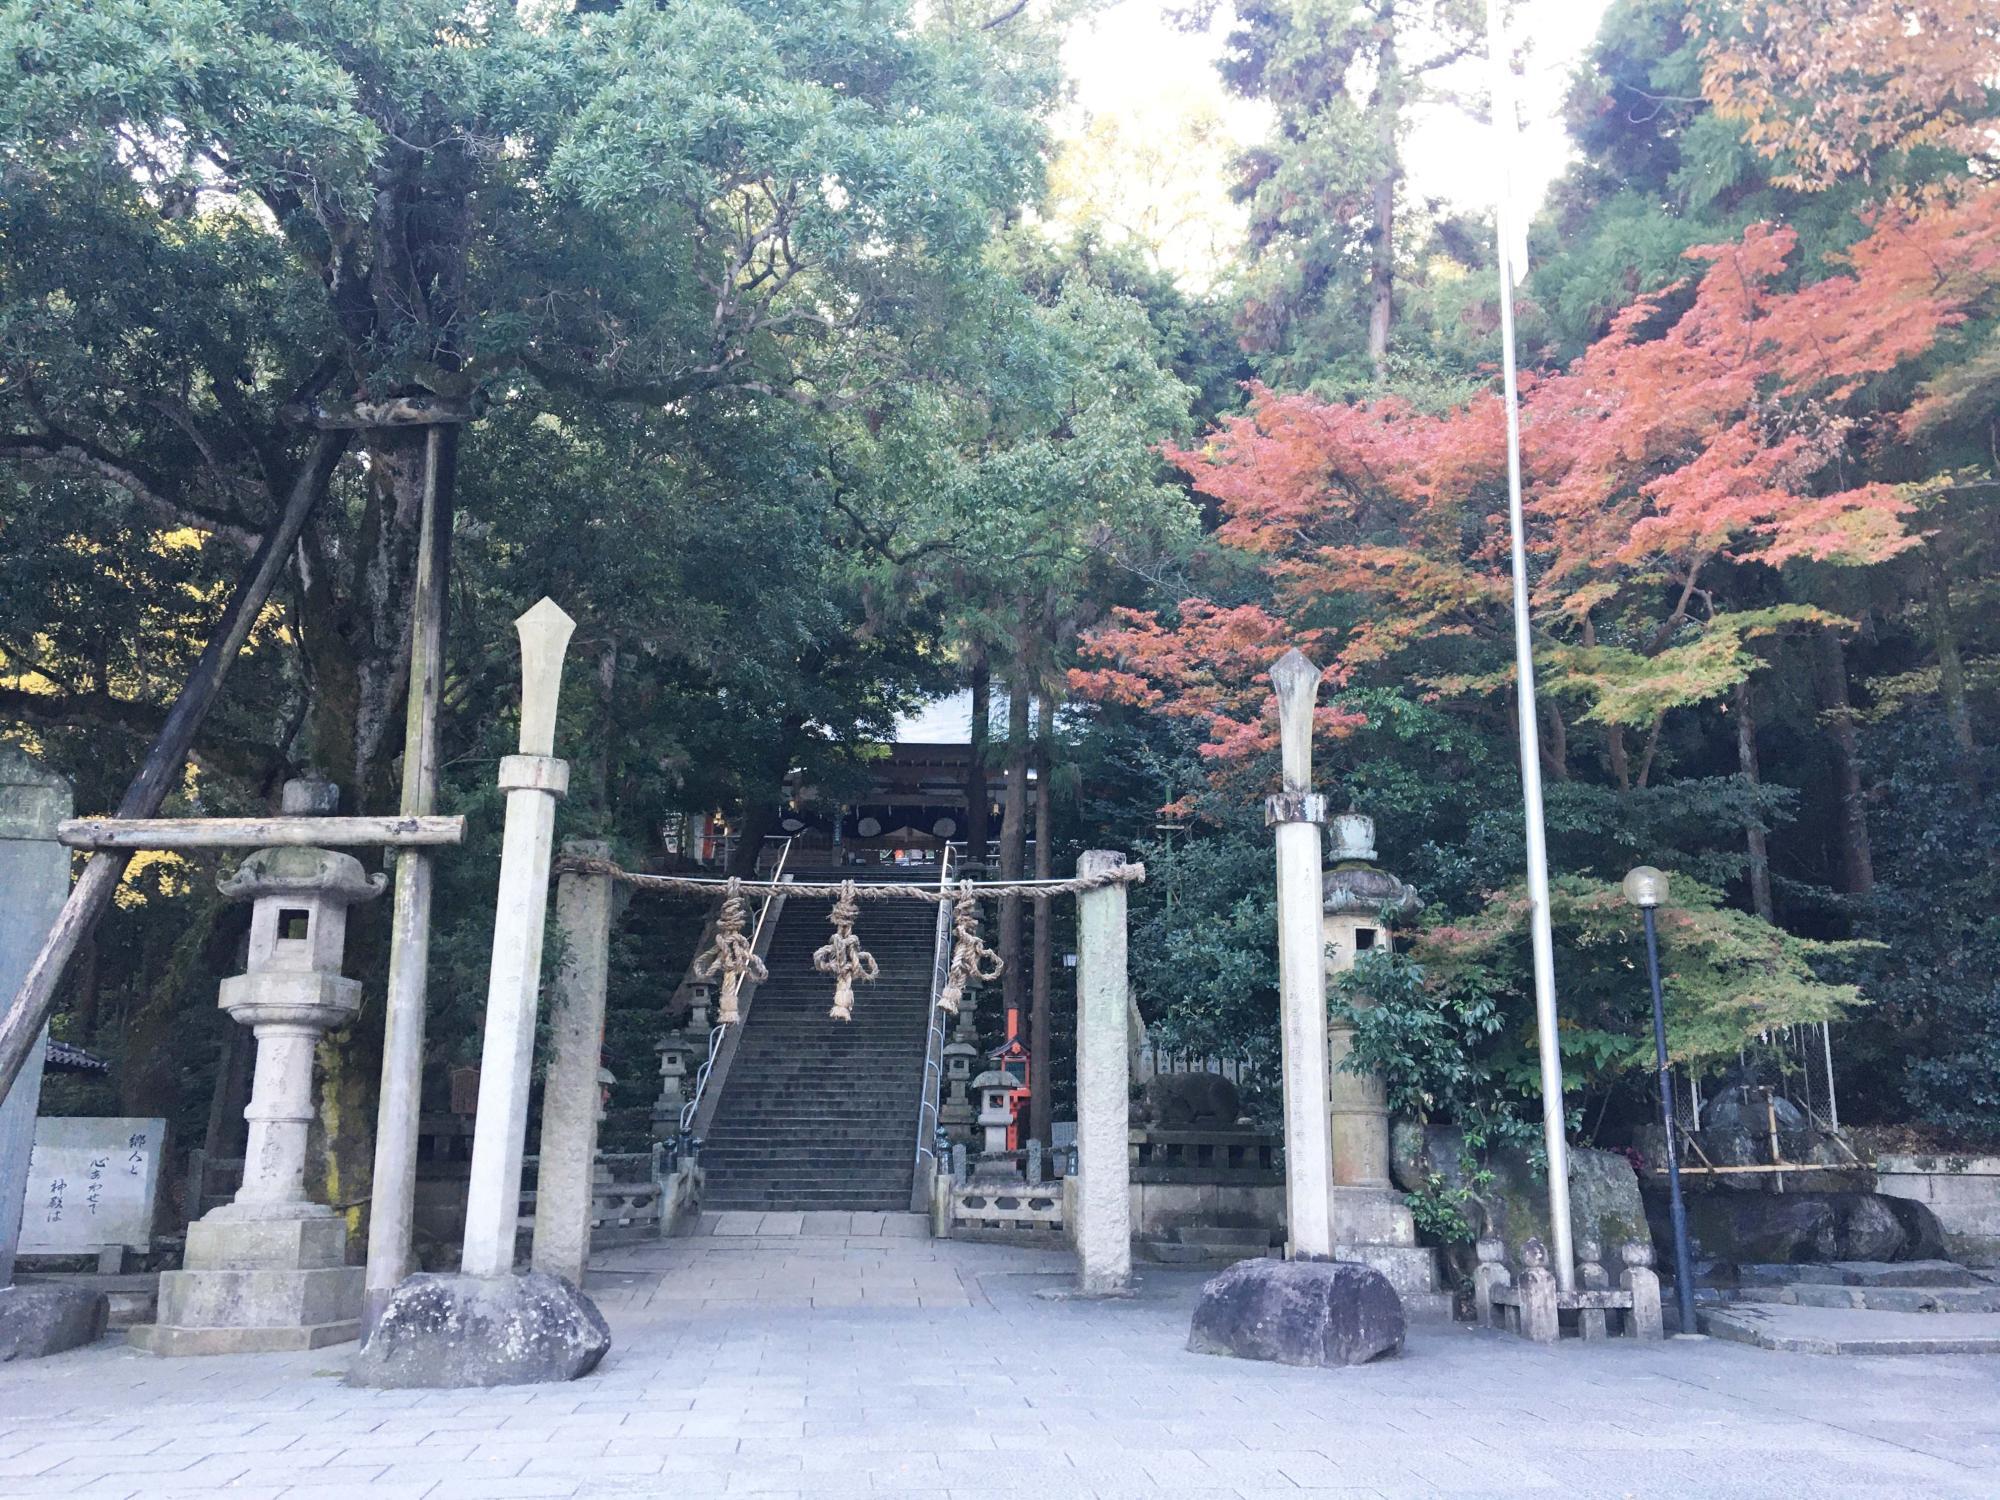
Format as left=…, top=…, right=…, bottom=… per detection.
left=17, top=1117, right=165, bottom=1256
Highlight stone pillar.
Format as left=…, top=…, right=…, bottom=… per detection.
left=531, top=840, right=614, bottom=1287
left=1320, top=812, right=1447, bottom=1317
left=0, top=749, right=70, bottom=1290
left=351, top=599, right=611, bottom=1390
left=1267, top=650, right=1333, bottom=1261
left=1073, top=849, right=1132, bottom=1295
left=129, top=781, right=387, bottom=1355
left=462, top=599, right=575, bottom=1280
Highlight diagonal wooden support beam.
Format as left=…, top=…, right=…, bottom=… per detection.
left=0, top=431, right=350, bottom=1106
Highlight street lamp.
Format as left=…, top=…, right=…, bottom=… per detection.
left=1622, top=866, right=1701, bottom=1338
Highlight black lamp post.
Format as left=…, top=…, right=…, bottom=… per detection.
left=1623, top=865, right=1701, bottom=1337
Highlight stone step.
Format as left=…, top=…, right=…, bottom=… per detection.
left=1137, top=1239, right=1275, bottom=1267
left=697, top=887, right=933, bottom=1212
left=1175, top=1226, right=1280, bottom=1249
left=1731, top=1259, right=1986, bottom=1290
left=1699, top=1301, right=2000, bottom=1354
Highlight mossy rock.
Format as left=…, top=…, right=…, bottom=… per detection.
left=1392, top=1121, right=1650, bottom=1283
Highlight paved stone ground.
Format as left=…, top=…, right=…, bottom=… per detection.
left=3, top=1220, right=1999, bottom=1499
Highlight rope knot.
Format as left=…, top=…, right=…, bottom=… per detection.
left=937, top=880, right=1004, bottom=1015
left=813, top=879, right=879, bottom=1021
left=690, top=876, right=767, bottom=1024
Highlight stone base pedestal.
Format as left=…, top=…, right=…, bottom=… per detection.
left=1188, top=1258, right=1405, bottom=1366
left=0, top=1284, right=109, bottom=1361
left=127, top=1207, right=361, bottom=1356
left=1330, top=1186, right=1453, bottom=1320
left=346, top=1271, right=610, bottom=1389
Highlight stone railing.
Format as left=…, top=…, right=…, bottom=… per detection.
left=1477, top=1235, right=1664, bottom=1343
left=1129, top=1128, right=1281, bottom=1185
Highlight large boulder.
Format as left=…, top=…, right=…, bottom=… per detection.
left=1392, top=1122, right=1648, bottom=1271
left=1657, top=1189, right=1947, bottom=1266
left=0, top=1284, right=108, bottom=1361
left=346, top=1272, right=610, bottom=1389
left=1187, top=1259, right=1404, bottom=1367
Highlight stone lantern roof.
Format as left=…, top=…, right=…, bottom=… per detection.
left=218, top=845, right=386, bottom=905
left=1320, top=813, right=1421, bottom=922
left=969, top=1069, right=1016, bottom=1093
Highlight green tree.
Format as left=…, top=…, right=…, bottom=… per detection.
left=0, top=0, right=1064, bottom=1200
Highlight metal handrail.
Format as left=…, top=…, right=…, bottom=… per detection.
left=677, top=835, right=794, bottom=1148
left=909, top=843, right=955, bottom=1210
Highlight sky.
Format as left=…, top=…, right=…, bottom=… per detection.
left=1058, top=0, right=1615, bottom=277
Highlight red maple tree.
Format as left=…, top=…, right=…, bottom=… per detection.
left=1074, top=186, right=2000, bottom=779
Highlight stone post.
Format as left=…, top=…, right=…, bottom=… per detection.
left=531, top=840, right=615, bottom=1287
left=1266, top=650, right=1333, bottom=1261
left=0, top=749, right=71, bottom=1291
left=1073, top=849, right=1132, bottom=1295
left=461, top=598, right=575, bottom=1280
left=1514, top=1237, right=1560, bottom=1344
left=129, top=779, right=386, bottom=1355
left=1620, top=1239, right=1665, bottom=1339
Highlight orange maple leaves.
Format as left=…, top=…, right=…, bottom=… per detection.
left=1696, top=0, right=1999, bottom=191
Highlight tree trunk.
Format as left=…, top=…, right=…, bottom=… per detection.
left=1366, top=14, right=1400, bottom=383
left=1925, top=545, right=1978, bottom=768
left=295, top=426, right=445, bottom=813
left=1582, top=617, right=1631, bottom=790
left=1541, top=697, right=1568, bottom=780
left=297, top=424, right=457, bottom=1226
left=1815, top=630, right=1875, bottom=896
left=1029, top=692, right=1054, bottom=1148
left=966, top=650, right=991, bottom=868
left=998, top=667, right=1030, bottom=1024
left=594, top=637, right=618, bottom=824
left=725, top=719, right=803, bottom=878
left=1735, top=678, right=1776, bottom=923
left=203, top=1023, right=253, bottom=1161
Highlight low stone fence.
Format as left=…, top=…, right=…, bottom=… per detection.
left=1875, top=1155, right=2000, bottom=1262
left=946, top=1182, right=1064, bottom=1243
left=1127, top=1128, right=1284, bottom=1254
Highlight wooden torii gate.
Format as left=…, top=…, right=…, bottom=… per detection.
left=0, top=402, right=466, bottom=1338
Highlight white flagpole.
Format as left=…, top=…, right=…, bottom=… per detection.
left=1486, top=0, right=1576, bottom=1292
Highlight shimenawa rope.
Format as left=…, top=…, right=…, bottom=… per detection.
left=554, top=856, right=1144, bottom=900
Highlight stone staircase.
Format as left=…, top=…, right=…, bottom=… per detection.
left=699, top=881, right=940, bottom=1213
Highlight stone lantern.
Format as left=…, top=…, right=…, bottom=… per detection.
left=131, top=779, right=385, bottom=1355
left=652, top=1034, right=696, bottom=1139
left=938, top=1034, right=980, bottom=1150
left=1320, top=813, right=1449, bottom=1318
left=971, top=1069, right=1017, bottom=1157
left=686, top=979, right=714, bottom=1034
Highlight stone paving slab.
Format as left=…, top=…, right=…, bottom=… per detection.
left=1701, top=1300, right=2000, bottom=1354
left=0, top=1231, right=1996, bottom=1498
